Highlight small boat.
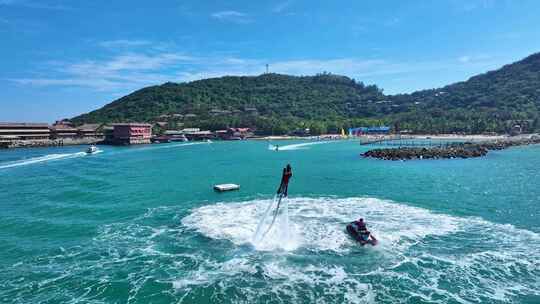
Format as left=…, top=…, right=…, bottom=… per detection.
left=86, top=145, right=98, bottom=154
left=346, top=222, right=377, bottom=246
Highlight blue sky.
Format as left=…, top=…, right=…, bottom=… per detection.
left=1, top=0, right=540, bottom=122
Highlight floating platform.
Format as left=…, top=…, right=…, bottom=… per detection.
left=213, top=183, right=240, bottom=192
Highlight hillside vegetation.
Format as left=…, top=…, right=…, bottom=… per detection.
left=72, top=53, right=540, bottom=134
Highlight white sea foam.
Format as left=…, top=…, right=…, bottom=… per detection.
left=87, top=149, right=104, bottom=155
left=181, top=197, right=540, bottom=302
left=6, top=197, right=539, bottom=303
left=153, top=142, right=208, bottom=150
left=268, top=141, right=332, bottom=151
left=118, top=142, right=207, bottom=153
left=0, top=152, right=87, bottom=169
left=182, top=197, right=460, bottom=253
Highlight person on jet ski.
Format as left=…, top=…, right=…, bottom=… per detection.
left=353, top=218, right=367, bottom=232
left=276, top=164, right=292, bottom=197
left=348, top=218, right=377, bottom=245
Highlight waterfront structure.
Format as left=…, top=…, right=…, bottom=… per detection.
left=103, top=126, right=114, bottom=143
left=215, top=130, right=228, bottom=138
left=349, top=126, right=391, bottom=136
left=0, top=122, right=51, bottom=142
left=510, top=124, right=522, bottom=136
left=77, top=124, right=105, bottom=138
left=162, top=130, right=188, bottom=142
left=50, top=121, right=78, bottom=139
left=182, top=128, right=200, bottom=133
left=183, top=130, right=215, bottom=141
left=154, top=121, right=168, bottom=129
left=216, top=128, right=254, bottom=140
left=112, top=123, right=152, bottom=145
left=290, top=128, right=311, bottom=136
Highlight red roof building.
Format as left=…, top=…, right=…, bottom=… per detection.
left=112, top=123, right=152, bottom=145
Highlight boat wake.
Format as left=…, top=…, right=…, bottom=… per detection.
left=0, top=152, right=87, bottom=169
left=120, top=142, right=208, bottom=153
left=151, top=142, right=208, bottom=150
left=268, top=141, right=331, bottom=151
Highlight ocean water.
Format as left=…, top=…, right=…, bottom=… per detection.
left=0, top=140, right=539, bottom=303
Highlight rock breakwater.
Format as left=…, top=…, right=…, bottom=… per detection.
left=362, top=136, right=540, bottom=161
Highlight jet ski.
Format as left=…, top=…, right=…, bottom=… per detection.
left=346, top=222, right=377, bottom=246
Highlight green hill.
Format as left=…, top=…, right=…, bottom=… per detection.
left=72, top=53, right=540, bottom=134
left=391, top=52, right=540, bottom=133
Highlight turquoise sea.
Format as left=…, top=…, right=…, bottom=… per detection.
left=0, top=140, right=539, bottom=303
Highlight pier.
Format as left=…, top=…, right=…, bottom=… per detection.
left=359, top=135, right=450, bottom=148
left=358, top=135, right=492, bottom=148
left=361, top=135, right=540, bottom=160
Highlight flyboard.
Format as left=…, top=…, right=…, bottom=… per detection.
left=261, top=193, right=285, bottom=238
left=252, top=193, right=287, bottom=243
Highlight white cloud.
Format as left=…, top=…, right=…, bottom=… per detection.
left=0, top=0, right=71, bottom=10
left=10, top=50, right=499, bottom=95
left=272, top=1, right=293, bottom=13
left=459, top=0, right=496, bottom=12
left=458, top=56, right=471, bottom=63
left=10, top=52, right=198, bottom=91
left=457, top=54, right=493, bottom=64
left=211, top=10, right=251, bottom=23
left=98, top=40, right=152, bottom=48
left=177, top=55, right=498, bottom=85
left=69, top=53, right=194, bottom=73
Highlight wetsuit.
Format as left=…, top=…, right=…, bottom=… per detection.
left=357, top=221, right=367, bottom=231
left=277, top=168, right=293, bottom=197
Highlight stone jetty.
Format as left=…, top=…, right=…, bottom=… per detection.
left=362, top=136, right=540, bottom=161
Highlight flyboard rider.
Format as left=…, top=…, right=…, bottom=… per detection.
left=276, top=164, right=292, bottom=197
left=259, top=164, right=293, bottom=238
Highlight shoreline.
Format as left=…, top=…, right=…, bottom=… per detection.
left=2, top=133, right=538, bottom=150
left=358, top=134, right=510, bottom=141
left=0, top=138, right=102, bottom=150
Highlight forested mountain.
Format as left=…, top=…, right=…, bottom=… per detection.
left=391, top=52, right=540, bottom=133
left=72, top=73, right=388, bottom=134
left=72, top=53, right=540, bottom=134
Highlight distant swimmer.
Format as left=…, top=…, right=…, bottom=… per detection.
left=276, top=164, right=292, bottom=197
left=275, top=145, right=279, bottom=151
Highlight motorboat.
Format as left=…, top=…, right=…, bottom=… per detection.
left=86, top=145, right=98, bottom=154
